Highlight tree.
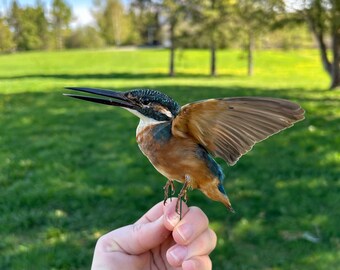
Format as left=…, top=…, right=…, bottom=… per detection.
left=8, top=0, right=20, bottom=47
left=124, top=9, right=141, bottom=45
left=188, top=0, right=233, bottom=76
left=65, top=26, right=105, bottom=48
left=7, top=1, right=49, bottom=50
left=298, top=0, right=340, bottom=89
left=51, top=0, right=72, bottom=50
left=162, top=0, right=188, bottom=76
left=35, top=1, right=49, bottom=50
left=93, top=0, right=133, bottom=46
left=0, top=17, right=14, bottom=52
left=236, top=0, right=285, bottom=76
left=130, top=0, right=162, bottom=45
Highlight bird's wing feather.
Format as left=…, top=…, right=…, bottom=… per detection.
left=172, top=97, right=305, bottom=165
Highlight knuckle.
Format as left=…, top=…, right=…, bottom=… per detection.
left=96, top=233, right=108, bottom=246
left=95, top=234, right=112, bottom=252
left=132, top=223, right=143, bottom=234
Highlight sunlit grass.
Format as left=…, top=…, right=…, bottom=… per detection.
left=0, top=48, right=339, bottom=269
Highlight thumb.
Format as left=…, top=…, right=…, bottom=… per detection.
left=101, top=214, right=171, bottom=255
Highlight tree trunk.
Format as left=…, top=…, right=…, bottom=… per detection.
left=306, top=9, right=338, bottom=89
left=57, top=27, right=62, bottom=50
left=309, top=21, right=340, bottom=89
left=247, top=29, right=254, bottom=76
left=169, top=22, right=175, bottom=77
left=169, top=46, right=175, bottom=77
left=210, top=39, right=216, bottom=76
left=55, top=19, right=63, bottom=50
left=306, top=10, right=332, bottom=72
left=330, top=34, right=340, bottom=89
left=112, top=14, right=121, bottom=46
left=315, top=32, right=332, bottom=75
left=210, top=0, right=217, bottom=76
left=330, top=7, right=340, bottom=89
left=305, top=2, right=340, bottom=89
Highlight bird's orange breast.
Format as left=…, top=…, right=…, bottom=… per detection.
left=136, top=122, right=217, bottom=189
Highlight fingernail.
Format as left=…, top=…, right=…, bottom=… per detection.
left=169, top=245, right=187, bottom=264
left=177, top=223, right=193, bottom=242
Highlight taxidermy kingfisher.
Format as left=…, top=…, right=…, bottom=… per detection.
left=64, top=87, right=304, bottom=215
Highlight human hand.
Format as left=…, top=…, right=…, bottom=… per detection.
left=91, top=198, right=217, bottom=270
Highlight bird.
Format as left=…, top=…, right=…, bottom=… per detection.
left=64, top=87, right=305, bottom=216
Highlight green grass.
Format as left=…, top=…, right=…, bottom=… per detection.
left=0, top=48, right=339, bottom=270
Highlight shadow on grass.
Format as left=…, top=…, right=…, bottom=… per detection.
left=1, top=85, right=339, bottom=269
left=0, top=71, right=240, bottom=80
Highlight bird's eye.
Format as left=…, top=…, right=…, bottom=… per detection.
left=142, top=100, right=151, bottom=106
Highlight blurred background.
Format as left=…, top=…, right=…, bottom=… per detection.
left=0, top=0, right=339, bottom=269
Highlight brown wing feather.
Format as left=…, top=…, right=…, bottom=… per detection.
left=172, top=97, right=305, bottom=165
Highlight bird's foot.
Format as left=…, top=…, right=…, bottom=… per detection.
left=163, top=180, right=175, bottom=205
left=176, top=175, right=191, bottom=220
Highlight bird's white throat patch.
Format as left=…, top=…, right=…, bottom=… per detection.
left=125, top=108, right=166, bottom=135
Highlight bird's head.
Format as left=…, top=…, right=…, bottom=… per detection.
left=64, top=87, right=180, bottom=122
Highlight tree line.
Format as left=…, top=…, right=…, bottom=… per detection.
left=0, top=0, right=339, bottom=89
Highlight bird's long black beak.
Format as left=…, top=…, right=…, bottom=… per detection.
left=63, top=87, right=136, bottom=109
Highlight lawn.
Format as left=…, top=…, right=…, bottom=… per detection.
left=0, top=48, right=339, bottom=270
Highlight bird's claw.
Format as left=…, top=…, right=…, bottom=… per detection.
left=175, top=176, right=191, bottom=219
left=163, top=180, right=175, bottom=205
left=170, top=181, right=175, bottom=195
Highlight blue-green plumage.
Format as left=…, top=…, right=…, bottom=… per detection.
left=151, top=122, right=172, bottom=143
left=130, top=89, right=180, bottom=121
left=196, top=145, right=226, bottom=195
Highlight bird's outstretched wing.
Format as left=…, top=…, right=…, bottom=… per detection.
left=172, top=97, right=305, bottom=165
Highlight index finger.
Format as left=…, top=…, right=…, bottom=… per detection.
left=135, top=200, right=166, bottom=224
